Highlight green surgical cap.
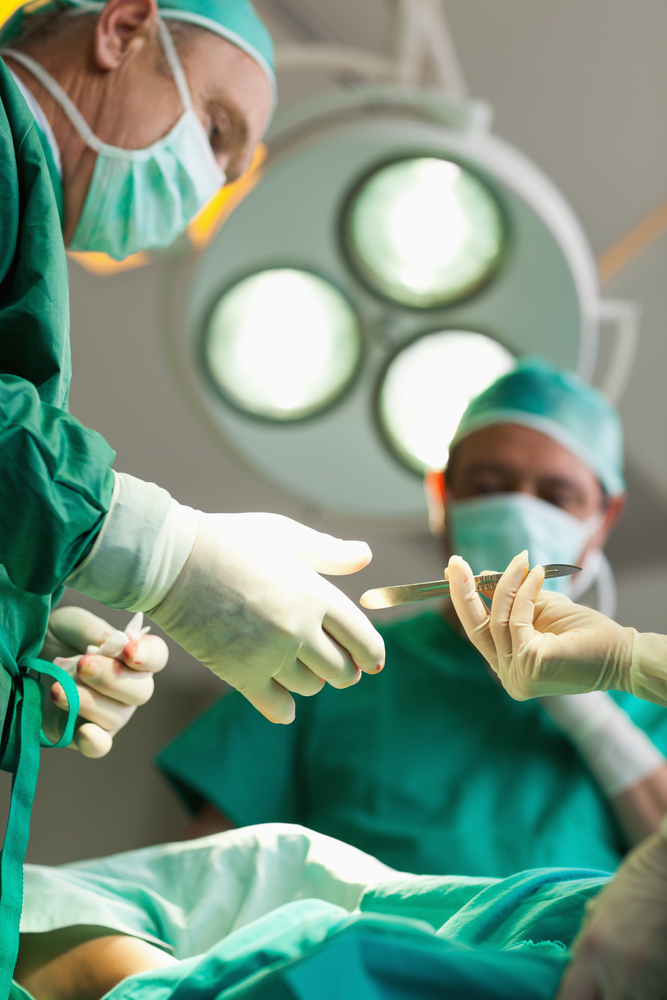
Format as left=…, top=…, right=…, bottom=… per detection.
left=449, top=357, right=625, bottom=495
left=1, top=0, right=275, bottom=101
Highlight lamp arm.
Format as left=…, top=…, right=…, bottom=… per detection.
left=275, top=0, right=468, bottom=95
left=597, top=298, right=642, bottom=405
left=274, top=44, right=397, bottom=80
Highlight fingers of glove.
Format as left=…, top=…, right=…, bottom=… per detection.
left=41, top=625, right=79, bottom=662
left=47, top=606, right=120, bottom=654
left=51, top=681, right=135, bottom=734
left=447, top=555, right=497, bottom=670
left=72, top=723, right=114, bottom=759
left=507, top=564, right=547, bottom=665
left=40, top=694, right=71, bottom=745
left=121, top=634, right=169, bottom=673
left=75, top=654, right=156, bottom=706
left=320, top=588, right=385, bottom=674
left=237, top=677, right=296, bottom=725
left=41, top=696, right=115, bottom=757
left=297, top=631, right=363, bottom=689
left=273, top=658, right=326, bottom=697
left=279, top=518, right=372, bottom=575
left=488, top=551, right=531, bottom=665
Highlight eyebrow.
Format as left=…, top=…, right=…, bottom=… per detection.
left=462, top=463, right=584, bottom=492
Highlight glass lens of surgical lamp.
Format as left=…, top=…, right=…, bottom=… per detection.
left=346, top=158, right=505, bottom=308
left=379, top=331, right=514, bottom=472
left=204, top=269, right=361, bottom=420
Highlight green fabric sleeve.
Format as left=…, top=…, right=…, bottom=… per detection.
left=0, top=58, right=70, bottom=410
left=0, top=59, right=116, bottom=595
left=157, top=690, right=303, bottom=825
left=0, top=374, right=115, bottom=595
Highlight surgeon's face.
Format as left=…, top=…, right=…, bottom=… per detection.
left=93, top=26, right=272, bottom=182
left=447, top=423, right=605, bottom=520
left=20, top=0, right=272, bottom=242
left=441, top=422, right=625, bottom=561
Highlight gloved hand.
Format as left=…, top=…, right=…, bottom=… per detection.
left=446, top=550, right=636, bottom=700
left=41, top=607, right=169, bottom=758
left=557, top=824, right=667, bottom=1000
left=149, top=513, right=385, bottom=724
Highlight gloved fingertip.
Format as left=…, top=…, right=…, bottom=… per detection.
left=351, top=540, right=372, bottom=563
left=122, top=638, right=142, bottom=667
left=124, top=634, right=169, bottom=672
left=260, top=707, right=296, bottom=725
left=527, top=564, right=546, bottom=600
left=76, top=724, right=113, bottom=759
left=338, top=540, right=373, bottom=573
left=448, top=554, right=474, bottom=590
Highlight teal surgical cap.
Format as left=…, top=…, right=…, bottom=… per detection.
left=449, top=357, right=625, bottom=495
left=0, top=0, right=275, bottom=101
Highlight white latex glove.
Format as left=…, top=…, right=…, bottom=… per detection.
left=41, top=607, right=169, bottom=758
left=149, top=513, right=385, bottom=724
left=558, top=824, right=667, bottom=1000
left=446, top=550, right=637, bottom=700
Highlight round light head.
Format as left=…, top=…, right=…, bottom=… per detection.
left=203, top=269, right=362, bottom=420
left=345, top=157, right=506, bottom=308
left=378, top=330, right=515, bottom=472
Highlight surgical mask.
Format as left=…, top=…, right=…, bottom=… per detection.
left=447, top=493, right=605, bottom=598
left=2, top=19, right=225, bottom=260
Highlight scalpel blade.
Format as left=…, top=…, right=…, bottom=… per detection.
left=360, top=563, right=581, bottom=610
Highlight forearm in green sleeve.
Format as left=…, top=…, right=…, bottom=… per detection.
left=0, top=373, right=115, bottom=594
left=632, top=633, right=667, bottom=707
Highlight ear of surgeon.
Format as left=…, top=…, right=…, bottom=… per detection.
left=4, top=0, right=272, bottom=245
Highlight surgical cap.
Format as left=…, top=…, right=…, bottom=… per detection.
left=0, top=0, right=275, bottom=102
left=449, top=357, right=625, bottom=495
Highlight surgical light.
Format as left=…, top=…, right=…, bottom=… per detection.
left=345, top=157, right=506, bottom=308
left=379, top=330, right=514, bottom=472
left=170, top=85, right=632, bottom=524
left=203, top=269, right=361, bottom=420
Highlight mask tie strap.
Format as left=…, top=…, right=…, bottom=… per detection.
left=1, top=47, right=106, bottom=153
left=156, top=18, right=192, bottom=113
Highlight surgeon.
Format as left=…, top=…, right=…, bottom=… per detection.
left=446, top=459, right=667, bottom=1000
left=158, top=359, right=667, bottom=876
left=0, top=0, right=384, bottom=982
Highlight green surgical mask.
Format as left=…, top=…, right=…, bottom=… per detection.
left=447, top=492, right=605, bottom=597
left=3, top=19, right=225, bottom=260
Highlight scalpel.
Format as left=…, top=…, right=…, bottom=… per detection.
left=360, top=564, right=582, bottom=610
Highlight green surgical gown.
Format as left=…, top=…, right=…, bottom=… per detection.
left=0, top=56, right=115, bottom=665
left=159, top=611, right=667, bottom=878
left=0, top=55, right=117, bottom=987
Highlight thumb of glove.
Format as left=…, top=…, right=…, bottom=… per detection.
left=289, top=524, right=372, bottom=576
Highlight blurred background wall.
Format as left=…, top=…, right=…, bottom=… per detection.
left=1, top=0, right=665, bottom=866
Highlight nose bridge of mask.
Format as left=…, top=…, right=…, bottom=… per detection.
left=447, top=492, right=597, bottom=588
left=1, top=18, right=192, bottom=159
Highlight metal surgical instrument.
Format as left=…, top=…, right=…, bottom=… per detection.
left=360, top=564, right=582, bottom=610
